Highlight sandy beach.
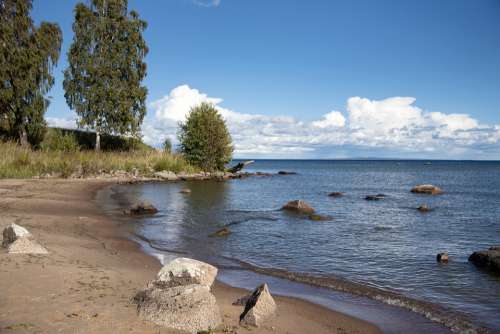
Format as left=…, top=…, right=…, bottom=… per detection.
left=0, top=179, right=381, bottom=334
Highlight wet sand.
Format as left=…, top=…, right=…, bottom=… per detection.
left=0, top=179, right=381, bottom=334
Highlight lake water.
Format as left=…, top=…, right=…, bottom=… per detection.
left=108, top=160, right=500, bottom=334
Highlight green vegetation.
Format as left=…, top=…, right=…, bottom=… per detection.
left=0, top=0, right=62, bottom=147
left=63, top=0, right=148, bottom=151
left=178, top=103, right=233, bottom=171
left=1, top=1, right=234, bottom=178
left=0, top=140, right=197, bottom=179
left=163, top=138, right=172, bottom=154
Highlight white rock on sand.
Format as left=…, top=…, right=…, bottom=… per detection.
left=7, top=237, right=48, bottom=254
left=240, top=283, right=277, bottom=327
left=135, top=257, right=221, bottom=333
left=156, top=257, right=218, bottom=288
left=2, top=223, right=31, bottom=247
left=135, top=283, right=221, bottom=334
left=2, top=223, right=48, bottom=254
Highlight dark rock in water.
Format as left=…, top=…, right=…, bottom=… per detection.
left=418, top=205, right=431, bottom=212
left=328, top=192, right=344, bottom=197
left=436, top=252, right=449, bottom=263
left=126, top=201, right=158, bottom=215
left=210, top=227, right=231, bottom=237
left=365, top=194, right=385, bottom=201
left=179, top=188, right=191, bottom=194
left=239, top=283, right=276, bottom=327
left=469, top=247, right=500, bottom=273
left=282, top=200, right=315, bottom=214
left=255, top=172, right=273, bottom=177
left=277, top=171, right=297, bottom=175
left=411, top=184, right=443, bottom=195
left=308, top=214, right=331, bottom=221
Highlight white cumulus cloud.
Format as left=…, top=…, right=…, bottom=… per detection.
left=145, top=84, right=500, bottom=158
left=312, top=111, right=346, bottom=128
left=47, top=84, right=500, bottom=159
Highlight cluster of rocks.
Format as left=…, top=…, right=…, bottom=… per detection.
left=2, top=223, right=48, bottom=254
left=134, top=257, right=276, bottom=333
left=435, top=248, right=500, bottom=272
left=154, top=170, right=273, bottom=181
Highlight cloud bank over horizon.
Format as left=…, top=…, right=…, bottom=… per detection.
left=47, top=84, right=500, bottom=159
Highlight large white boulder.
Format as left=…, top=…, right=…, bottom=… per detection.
left=135, top=283, right=221, bottom=333
left=2, top=223, right=31, bottom=247
left=240, top=283, right=276, bottom=327
left=156, top=257, right=218, bottom=288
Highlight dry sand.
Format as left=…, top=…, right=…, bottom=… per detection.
left=0, top=179, right=381, bottom=334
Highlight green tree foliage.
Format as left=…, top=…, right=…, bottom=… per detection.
left=0, top=0, right=62, bottom=147
left=163, top=137, right=172, bottom=154
left=178, top=103, right=233, bottom=171
left=63, top=0, right=148, bottom=151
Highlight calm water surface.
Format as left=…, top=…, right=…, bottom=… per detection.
left=111, top=160, right=500, bottom=333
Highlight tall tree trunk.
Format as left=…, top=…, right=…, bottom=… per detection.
left=95, top=130, right=101, bottom=152
left=19, top=126, right=29, bottom=148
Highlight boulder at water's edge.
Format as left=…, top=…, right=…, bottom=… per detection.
left=240, top=283, right=276, bottom=327
left=469, top=247, right=500, bottom=273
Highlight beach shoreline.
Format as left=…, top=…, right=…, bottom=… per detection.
left=0, top=178, right=381, bottom=334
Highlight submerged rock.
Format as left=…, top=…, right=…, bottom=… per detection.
left=282, top=200, right=315, bottom=214
left=468, top=247, right=500, bottom=273
left=210, top=227, right=231, bottom=237
left=411, top=184, right=443, bottom=195
left=2, top=223, right=31, bottom=247
left=126, top=201, right=158, bottom=215
left=277, top=171, right=297, bottom=175
left=436, top=252, right=449, bottom=263
left=156, top=257, right=218, bottom=288
left=418, top=205, right=431, bottom=212
left=308, top=214, right=331, bottom=221
left=180, top=188, right=192, bottom=194
left=328, top=192, right=344, bottom=197
left=365, top=194, right=386, bottom=201
left=135, top=283, right=221, bottom=334
left=239, top=283, right=276, bottom=327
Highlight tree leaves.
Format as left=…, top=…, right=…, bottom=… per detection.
left=63, top=0, right=148, bottom=150
left=178, top=103, right=233, bottom=171
left=0, top=0, right=62, bottom=146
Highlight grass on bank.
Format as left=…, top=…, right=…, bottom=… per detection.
left=0, top=141, right=198, bottom=179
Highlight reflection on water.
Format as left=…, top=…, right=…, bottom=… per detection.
left=110, top=160, right=500, bottom=333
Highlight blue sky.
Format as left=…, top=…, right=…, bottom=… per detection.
left=32, top=0, right=500, bottom=159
